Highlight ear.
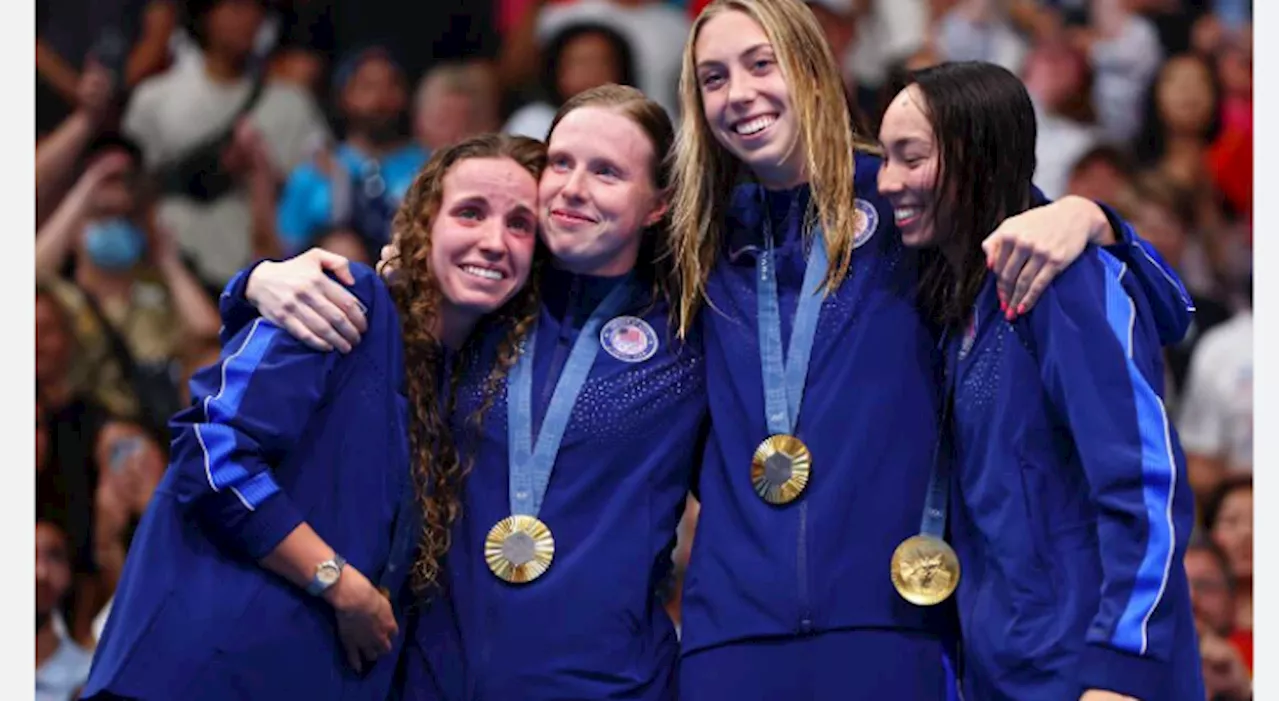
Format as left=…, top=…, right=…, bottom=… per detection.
left=643, top=194, right=670, bottom=229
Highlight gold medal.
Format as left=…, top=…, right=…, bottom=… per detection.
left=751, top=434, right=812, bottom=504
left=484, top=514, right=555, bottom=584
left=890, top=534, right=961, bottom=606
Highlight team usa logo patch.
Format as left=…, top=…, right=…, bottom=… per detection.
left=600, top=316, right=659, bottom=363
left=853, top=198, right=879, bottom=249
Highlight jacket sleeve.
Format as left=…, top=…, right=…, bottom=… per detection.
left=1096, top=202, right=1195, bottom=347
left=1024, top=247, right=1189, bottom=697
left=172, top=266, right=380, bottom=559
left=217, top=261, right=275, bottom=346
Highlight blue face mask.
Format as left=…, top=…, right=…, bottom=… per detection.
left=84, top=218, right=146, bottom=272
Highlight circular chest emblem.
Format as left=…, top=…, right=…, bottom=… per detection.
left=600, top=316, right=659, bottom=363
left=853, top=198, right=880, bottom=249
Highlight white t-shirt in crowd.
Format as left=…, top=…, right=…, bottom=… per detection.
left=1032, top=99, right=1101, bottom=200
left=1178, top=310, right=1253, bottom=473
left=123, top=58, right=330, bottom=285
left=504, top=101, right=558, bottom=141
left=36, top=611, right=92, bottom=701
left=537, top=0, right=691, bottom=118
left=1090, top=14, right=1163, bottom=145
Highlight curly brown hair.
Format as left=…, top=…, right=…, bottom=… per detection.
left=386, top=133, right=547, bottom=593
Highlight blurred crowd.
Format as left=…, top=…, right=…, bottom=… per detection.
left=34, top=1, right=1253, bottom=699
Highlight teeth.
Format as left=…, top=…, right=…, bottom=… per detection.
left=462, top=265, right=503, bottom=281
left=894, top=207, right=922, bottom=223
left=735, top=115, right=775, bottom=135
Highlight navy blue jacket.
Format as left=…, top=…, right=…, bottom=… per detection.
left=403, top=267, right=707, bottom=701
left=82, top=264, right=417, bottom=701
left=679, top=152, right=1192, bottom=659
left=949, top=248, right=1204, bottom=700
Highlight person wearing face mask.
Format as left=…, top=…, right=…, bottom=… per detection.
left=664, top=2, right=1193, bottom=699
left=277, top=46, right=428, bottom=261
left=220, top=84, right=705, bottom=701
left=35, top=135, right=222, bottom=435
left=877, top=60, right=1202, bottom=701
left=80, top=134, right=546, bottom=701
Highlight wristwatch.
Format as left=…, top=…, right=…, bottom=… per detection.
left=306, top=553, right=347, bottom=596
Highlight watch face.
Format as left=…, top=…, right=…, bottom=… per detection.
left=317, top=562, right=341, bottom=586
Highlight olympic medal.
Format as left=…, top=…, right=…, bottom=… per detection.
left=751, top=434, right=812, bottom=504
left=890, top=534, right=961, bottom=606
left=485, top=515, right=555, bottom=584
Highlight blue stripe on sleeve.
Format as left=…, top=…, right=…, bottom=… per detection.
left=1097, top=251, right=1178, bottom=655
left=195, top=318, right=284, bottom=509
left=231, top=471, right=281, bottom=511
left=1130, top=232, right=1195, bottom=313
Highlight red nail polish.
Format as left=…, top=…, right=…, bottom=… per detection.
left=1017, top=303, right=1026, bottom=315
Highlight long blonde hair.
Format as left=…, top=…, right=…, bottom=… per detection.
left=670, top=0, right=879, bottom=336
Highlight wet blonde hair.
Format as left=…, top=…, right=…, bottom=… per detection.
left=670, top=0, right=879, bottom=335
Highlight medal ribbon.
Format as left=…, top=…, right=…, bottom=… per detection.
left=757, top=208, right=829, bottom=437
left=507, top=274, right=639, bottom=517
left=919, top=329, right=959, bottom=538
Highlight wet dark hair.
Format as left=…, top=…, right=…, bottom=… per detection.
left=908, top=61, right=1038, bottom=328
left=542, top=22, right=638, bottom=106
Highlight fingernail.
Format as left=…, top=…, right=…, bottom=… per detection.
left=1017, top=304, right=1026, bottom=315
left=1000, top=300, right=1007, bottom=313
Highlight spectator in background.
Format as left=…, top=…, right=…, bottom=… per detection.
left=1065, top=144, right=1136, bottom=206
left=37, top=63, right=120, bottom=228
left=504, top=22, right=638, bottom=139
left=1203, top=476, right=1252, bottom=635
left=845, top=0, right=930, bottom=115
left=1184, top=540, right=1252, bottom=678
left=36, top=288, right=156, bottom=645
left=935, top=0, right=1029, bottom=73
left=276, top=47, right=426, bottom=260
left=328, top=0, right=501, bottom=87
left=414, top=61, right=503, bottom=154
left=1117, top=172, right=1230, bottom=398
left=35, top=0, right=176, bottom=136
left=1072, top=0, right=1163, bottom=144
left=36, top=519, right=93, bottom=701
left=805, top=0, right=859, bottom=71
left=509, top=0, right=689, bottom=117
left=123, top=0, right=329, bottom=289
left=1022, top=41, right=1099, bottom=199
left=35, top=135, right=223, bottom=437
left=1132, top=53, right=1226, bottom=237
left=1178, top=284, right=1251, bottom=498
left=84, top=422, right=169, bottom=649
left=1205, top=28, right=1252, bottom=220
